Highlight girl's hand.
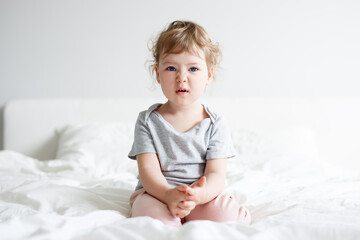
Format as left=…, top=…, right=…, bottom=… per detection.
left=165, top=185, right=199, bottom=218
left=189, top=176, right=207, bottom=205
left=175, top=200, right=196, bottom=218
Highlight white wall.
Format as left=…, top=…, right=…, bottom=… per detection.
left=1, top=0, right=360, bottom=150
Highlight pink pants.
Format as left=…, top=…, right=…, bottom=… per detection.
left=129, top=189, right=251, bottom=227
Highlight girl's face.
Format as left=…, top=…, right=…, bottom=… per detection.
left=155, top=51, right=213, bottom=107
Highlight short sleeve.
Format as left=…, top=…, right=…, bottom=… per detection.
left=206, top=116, right=236, bottom=160
left=128, top=111, right=157, bottom=160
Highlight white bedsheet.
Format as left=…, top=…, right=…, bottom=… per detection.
left=0, top=150, right=359, bottom=240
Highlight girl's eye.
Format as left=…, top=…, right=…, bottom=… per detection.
left=189, top=67, right=198, bottom=72
left=166, top=66, right=176, bottom=71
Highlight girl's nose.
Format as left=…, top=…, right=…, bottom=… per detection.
left=176, top=70, right=187, bottom=83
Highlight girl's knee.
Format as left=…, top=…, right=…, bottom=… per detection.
left=187, top=193, right=251, bottom=224
left=130, top=192, right=181, bottom=227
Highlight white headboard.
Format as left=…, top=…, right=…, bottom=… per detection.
left=4, top=97, right=360, bottom=172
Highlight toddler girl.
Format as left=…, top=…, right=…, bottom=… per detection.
left=128, top=20, right=251, bottom=227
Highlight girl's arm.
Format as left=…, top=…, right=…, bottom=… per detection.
left=191, top=158, right=227, bottom=205
left=136, top=153, right=199, bottom=217
left=136, top=153, right=171, bottom=202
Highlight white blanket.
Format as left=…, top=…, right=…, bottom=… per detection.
left=1, top=149, right=359, bottom=240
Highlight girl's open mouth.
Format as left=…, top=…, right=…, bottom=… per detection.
left=176, top=89, right=189, bottom=95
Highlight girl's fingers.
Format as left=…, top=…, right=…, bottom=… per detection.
left=174, top=201, right=196, bottom=219
left=179, top=201, right=196, bottom=210
left=185, top=194, right=200, bottom=202
left=198, top=176, right=206, bottom=186
left=175, top=206, right=191, bottom=218
left=177, top=185, right=189, bottom=193
left=185, top=187, right=195, bottom=196
left=192, top=176, right=206, bottom=188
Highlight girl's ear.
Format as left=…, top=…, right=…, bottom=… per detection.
left=206, top=66, right=214, bottom=85
left=155, top=64, right=160, bottom=84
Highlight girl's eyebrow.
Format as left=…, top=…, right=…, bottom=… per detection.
left=162, top=61, right=201, bottom=66
left=162, top=61, right=175, bottom=65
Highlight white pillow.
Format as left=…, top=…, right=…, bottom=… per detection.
left=55, top=122, right=320, bottom=180
left=229, top=126, right=321, bottom=177
left=55, top=122, right=137, bottom=180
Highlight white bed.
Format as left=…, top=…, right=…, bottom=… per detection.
left=1, top=97, right=360, bottom=240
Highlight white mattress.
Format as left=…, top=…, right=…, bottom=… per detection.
left=0, top=148, right=359, bottom=240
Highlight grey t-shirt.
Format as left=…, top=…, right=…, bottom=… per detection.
left=128, top=103, right=236, bottom=190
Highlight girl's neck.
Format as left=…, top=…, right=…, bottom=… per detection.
left=157, top=100, right=208, bottom=133
left=161, top=101, right=202, bottom=115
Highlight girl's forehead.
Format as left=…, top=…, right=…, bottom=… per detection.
left=160, top=50, right=206, bottom=63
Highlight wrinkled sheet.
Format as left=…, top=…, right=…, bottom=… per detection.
left=0, top=150, right=359, bottom=240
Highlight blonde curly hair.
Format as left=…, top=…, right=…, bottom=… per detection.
left=150, top=20, right=222, bottom=77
